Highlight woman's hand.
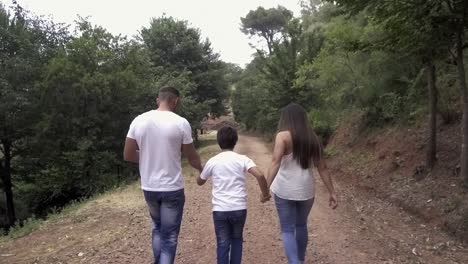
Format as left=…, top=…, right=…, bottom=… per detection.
left=329, top=193, right=338, bottom=209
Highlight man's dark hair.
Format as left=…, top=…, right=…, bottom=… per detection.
left=158, top=86, right=180, bottom=101
left=217, top=126, right=238, bottom=150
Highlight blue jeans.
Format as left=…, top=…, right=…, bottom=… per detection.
left=144, top=189, right=185, bottom=264
left=213, top=210, right=247, bottom=264
left=274, top=195, right=314, bottom=264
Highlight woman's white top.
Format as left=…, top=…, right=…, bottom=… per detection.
left=270, top=153, right=315, bottom=201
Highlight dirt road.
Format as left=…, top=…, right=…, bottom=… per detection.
left=1, top=134, right=467, bottom=264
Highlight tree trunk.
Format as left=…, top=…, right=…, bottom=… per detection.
left=455, top=27, right=468, bottom=182
left=1, top=140, right=16, bottom=226
left=427, top=60, right=438, bottom=169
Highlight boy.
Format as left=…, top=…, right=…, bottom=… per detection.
left=197, top=126, right=271, bottom=264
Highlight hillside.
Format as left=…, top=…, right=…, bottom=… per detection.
left=327, top=116, right=468, bottom=243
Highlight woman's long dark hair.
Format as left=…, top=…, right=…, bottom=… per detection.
left=277, top=103, right=322, bottom=169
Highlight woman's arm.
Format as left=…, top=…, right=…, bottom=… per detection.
left=317, top=159, right=338, bottom=209
left=267, top=133, right=287, bottom=188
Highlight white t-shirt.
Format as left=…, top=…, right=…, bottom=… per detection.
left=200, top=151, right=256, bottom=212
left=127, top=110, right=193, bottom=192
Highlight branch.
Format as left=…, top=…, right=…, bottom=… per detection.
left=448, top=46, right=457, bottom=60
left=444, top=0, right=455, bottom=13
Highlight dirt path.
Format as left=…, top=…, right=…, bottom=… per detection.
left=1, top=134, right=467, bottom=264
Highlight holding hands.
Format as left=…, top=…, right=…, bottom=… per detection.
left=260, top=192, right=271, bottom=203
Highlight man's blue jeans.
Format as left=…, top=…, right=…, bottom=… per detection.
left=274, top=195, right=314, bottom=264
left=213, top=210, right=247, bottom=264
left=144, top=189, right=185, bottom=264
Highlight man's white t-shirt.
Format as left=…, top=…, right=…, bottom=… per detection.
left=200, top=151, right=256, bottom=212
left=127, top=110, right=193, bottom=192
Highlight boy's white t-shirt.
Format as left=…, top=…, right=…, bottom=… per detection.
left=127, top=110, right=193, bottom=192
left=200, top=151, right=256, bottom=212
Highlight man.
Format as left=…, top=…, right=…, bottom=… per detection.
left=124, top=86, right=202, bottom=264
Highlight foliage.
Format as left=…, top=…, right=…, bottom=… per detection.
left=241, top=6, right=293, bottom=54
left=141, top=16, right=228, bottom=120
left=0, top=6, right=228, bottom=228
left=233, top=1, right=465, bottom=150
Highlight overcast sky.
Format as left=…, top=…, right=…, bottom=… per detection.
left=14, top=0, right=303, bottom=66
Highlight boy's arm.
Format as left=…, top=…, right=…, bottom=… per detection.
left=248, top=167, right=271, bottom=202
left=197, top=161, right=211, bottom=186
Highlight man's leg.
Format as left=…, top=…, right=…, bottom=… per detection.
left=229, top=210, right=247, bottom=264
left=159, top=189, right=185, bottom=264
left=295, top=198, right=314, bottom=263
left=274, top=195, right=300, bottom=264
left=144, top=191, right=162, bottom=264
left=213, top=211, right=231, bottom=264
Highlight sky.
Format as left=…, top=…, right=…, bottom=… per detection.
left=14, top=0, right=303, bottom=67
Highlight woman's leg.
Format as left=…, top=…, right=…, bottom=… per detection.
left=274, top=195, right=300, bottom=264
left=295, top=198, right=314, bottom=262
left=228, top=210, right=247, bottom=264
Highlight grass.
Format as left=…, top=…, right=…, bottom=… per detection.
left=324, top=146, right=341, bottom=158
left=0, top=135, right=219, bottom=244
left=0, top=193, right=102, bottom=244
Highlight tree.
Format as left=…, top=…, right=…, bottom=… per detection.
left=330, top=0, right=452, bottom=170
left=30, top=19, right=149, bottom=213
left=0, top=3, right=68, bottom=226
left=241, top=6, right=293, bottom=54
left=443, top=0, right=468, bottom=182
left=141, top=16, right=228, bottom=136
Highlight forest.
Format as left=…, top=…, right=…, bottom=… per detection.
left=233, top=1, right=468, bottom=180
left=1, top=0, right=468, bottom=239
left=0, top=2, right=229, bottom=229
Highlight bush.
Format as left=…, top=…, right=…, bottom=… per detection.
left=308, top=109, right=336, bottom=145
left=364, top=92, right=405, bottom=127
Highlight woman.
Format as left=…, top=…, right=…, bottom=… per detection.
left=267, top=103, right=338, bottom=264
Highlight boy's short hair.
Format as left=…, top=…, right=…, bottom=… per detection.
left=217, top=126, right=238, bottom=150
left=158, top=86, right=180, bottom=101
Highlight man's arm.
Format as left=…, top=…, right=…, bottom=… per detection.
left=123, top=138, right=139, bottom=163
left=182, top=143, right=203, bottom=172
left=197, top=176, right=207, bottom=186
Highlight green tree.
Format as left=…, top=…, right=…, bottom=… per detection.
left=444, top=0, right=468, bottom=183
left=0, top=3, right=68, bottom=226
left=26, top=19, right=150, bottom=214
left=330, top=0, right=465, bottom=176
left=141, top=16, right=228, bottom=135
left=241, top=6, right=293, bottom=54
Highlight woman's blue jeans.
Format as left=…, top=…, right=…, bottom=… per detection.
left=274, top=195, right=314, bottom=264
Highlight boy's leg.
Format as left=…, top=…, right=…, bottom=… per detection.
left=229, top=210, right=247, bottom=264
left=159, top=189, right=185, bottom=264
left=274, top=195, right=300, bottom=264
left=143, top=191, right=162, bottom=264
left=213, top=211, right=231, bottom=264
left=295, top=198, right=314, bottom=262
